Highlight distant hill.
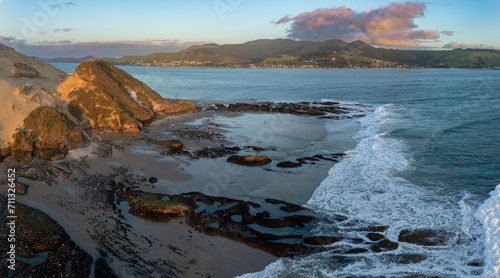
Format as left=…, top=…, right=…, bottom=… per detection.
left=37, top=56, right=114, bottom=63
left=113, top=39, right=500, bottom=69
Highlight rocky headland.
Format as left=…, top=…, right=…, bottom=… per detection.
left=0, top=42, right=196, bottom=163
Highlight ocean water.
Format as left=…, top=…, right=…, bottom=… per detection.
left=51, top=63, right=500, bottom=277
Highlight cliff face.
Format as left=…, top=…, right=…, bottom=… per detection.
left=57, top=60, right=196, bottom=133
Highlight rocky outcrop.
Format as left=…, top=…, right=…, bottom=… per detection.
left=115, top=189, right=406, bottom=258
left=126, top=192, right=190, bottom=222
left=57, top=59, right=196, bottom=133
left=10, top=106, right=85, bottom=161
left=207, top=101, right=358, bottom=117
left=0, top=195, right=96, bottom=277
left=227, top=155, right=272, bottom=166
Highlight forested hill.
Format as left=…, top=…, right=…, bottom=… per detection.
left=113, top=39, right=500, bottom=69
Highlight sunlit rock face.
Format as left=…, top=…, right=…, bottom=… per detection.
left=57, top=59, right=196, bottom=134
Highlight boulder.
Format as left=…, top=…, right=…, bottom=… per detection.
left=227, top=155, right=272, bottom=166
left=152, top=139, right=184, bottom=149
left=276, top=161, right=302, bottom=168
left=11, top=106, right=85, bottom=161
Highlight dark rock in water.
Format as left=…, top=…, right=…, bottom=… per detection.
left=227, top=155, right=272, bottom=166
left=152, top=139, right=184, bottom=149
left=367, top=233, right=385, bottom=242
left=398, top=229, right=454, bottom=246
left=276, top=161, right=302, bottom=168
left=368, top=225, right=389, bottom=232
left=253, top=146, right=265, bottom=151
left=207, top=102, right=354, bottom=117
left=370, top=239, right=399, bottom=252
left=303, top=236, right=341, bottom=245
left=313, top=154, right=338, bottom=162
left=296, top=156, right=320, bottom=163
left=256, top=211, right=271, bottom=218
left=467, top=259, right=485, bottom=267
left=148, top=177, right=158, bottom=184
left=94, top=258, right=118, bottom=278
left=265, top=198, right=305, bottom=213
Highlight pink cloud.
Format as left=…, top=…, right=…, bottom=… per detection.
left=275, top=1, right=441, bottom=47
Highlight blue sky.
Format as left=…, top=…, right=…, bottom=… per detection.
left=0, top=0, right=498, bottom=57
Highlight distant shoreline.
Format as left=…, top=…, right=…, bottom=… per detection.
left=48, top=61, right=500, bottom=70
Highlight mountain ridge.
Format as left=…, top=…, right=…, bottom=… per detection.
left=113, top=39, right=500, bottom=69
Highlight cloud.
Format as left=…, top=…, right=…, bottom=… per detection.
left=36, top=40, right=73, bottom=45
left=0, top=37, right=209, bottom=58
left=443, top=41, right=499, bottom=50
left=53, top=28, right=73, bottom=33
left=50, top=2, right=74, bottom=8
left=441, top=30, right=454, bottom=36
left=275, top=1, right=440, bottom=47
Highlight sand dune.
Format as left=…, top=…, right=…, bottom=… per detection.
left=0, top=43, right=67, bottom=148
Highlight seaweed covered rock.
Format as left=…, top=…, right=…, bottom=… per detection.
left=11, top=106, right=84, bottom=161
left=0, top=195, right=93, bottom=277
left=57, top=59, right=196, bottom=133
left=127, top=192, right=190, bottom=222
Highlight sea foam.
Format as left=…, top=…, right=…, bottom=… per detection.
left=240, top=104, right=485, bottom=277
left=477, top=184, right=500, bottom=277
left=308, top=104, right=463, bottom=233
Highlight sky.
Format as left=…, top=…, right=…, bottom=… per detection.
left=0, top=0, right=499, bottom=58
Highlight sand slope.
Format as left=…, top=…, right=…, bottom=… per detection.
left=0, top=43, right=67, bottom=148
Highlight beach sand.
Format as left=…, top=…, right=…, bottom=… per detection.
left=0, top=44, right=67, bottom=148
left=0, top=104, right=345, bottom=277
